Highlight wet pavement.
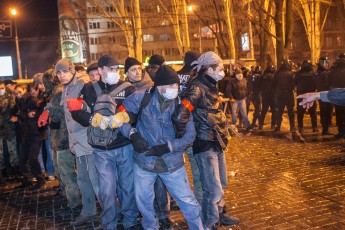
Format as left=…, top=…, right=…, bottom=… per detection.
left=0, top=113, right=345, bottom=229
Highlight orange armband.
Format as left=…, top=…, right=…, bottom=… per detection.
left=118, top=104, right=127, bottom=112
left=181, top=99, right=194, bottom=112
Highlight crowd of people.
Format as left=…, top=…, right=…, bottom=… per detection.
left=219, top=53, right=345, bottom=137
left=0, top=50, right=344, bottom=230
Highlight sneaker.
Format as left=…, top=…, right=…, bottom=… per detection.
left=70, top=214, right=97, bottom=226
left=219, top=213, right=240, bottom=226
left=47, top=176, right=55, bottom=181
left=159, top=217, right=176, bottom=230
left=32, top=177, right=37, bottom=182
left=312, top=128, right=319, bottom=133
left=274, top=127, right=280, bottom=132
left=322, top=130, right=333, bottom=136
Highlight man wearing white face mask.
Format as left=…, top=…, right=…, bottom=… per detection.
left=119, top=65, right=203, bottom=230
left=172, top=51, right=240, bottom=229
left=69, top=54, right=140, bottom=230
left=226, top=68, right=252, bottom=131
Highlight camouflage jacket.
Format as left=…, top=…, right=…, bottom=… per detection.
left=0, top=90, right=16, bottom=139
left=48, top=84, right=69, bottom=151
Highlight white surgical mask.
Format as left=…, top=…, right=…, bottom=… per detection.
left=236, top=74, right=243, bottom=80
left=162, top=88, right=178, bottom=100
left=0, top=89, right=5, bottom=96
left=105, top=72, right=120, bottom=85
left=215, top=70, right=225, bottom=81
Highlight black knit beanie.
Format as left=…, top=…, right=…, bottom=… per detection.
left=124, top=57, right=141, bottom=73
left=154, top=65, right=180, bottom=86
left=148, top=54, right=165, bottom=67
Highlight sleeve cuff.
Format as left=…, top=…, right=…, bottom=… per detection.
left=320, top=91, right=330, bottom=102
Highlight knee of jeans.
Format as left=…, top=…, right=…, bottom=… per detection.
left=204, top=190, right=223, bottom=203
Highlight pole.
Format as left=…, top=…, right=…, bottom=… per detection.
left=14, top=18, right=22, bottom=79
left=248, top=2, right=255, bottom=59
left=199, top=22, right=202, bottom=53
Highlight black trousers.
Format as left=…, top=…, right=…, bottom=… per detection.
left=247, top=94, right=261, bottom=125
left=276, top=92, right=295, bottom=130
left=296, top=98, right=317, bottom=129
left=319, top=101, right=333, bottom=132
left=335, top=105, right=345, bottom=135
left=259, top=96, right=276, bottom=127
left=20, top=137, right=45, bottom=184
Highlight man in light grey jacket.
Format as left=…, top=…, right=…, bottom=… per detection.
left=55, top=58, right=99, bottom=226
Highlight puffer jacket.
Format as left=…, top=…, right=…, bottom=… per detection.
left=172, top=73, right=229, bottom=154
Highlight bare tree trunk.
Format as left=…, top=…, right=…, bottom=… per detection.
left=275, top=0, right=285, bottom=65
left=133, top=0, right=142, bottom=61
left=284, top=0, right=293, bottom=59
left=225, top=0, right=236, bottom=59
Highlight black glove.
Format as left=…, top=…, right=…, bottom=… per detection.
left=130, top=133, right=150, bottom=153
left=144, top=144, right=170, bottom=157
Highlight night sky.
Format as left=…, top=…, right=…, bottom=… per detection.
left=0, top=0, right=59, bottom=79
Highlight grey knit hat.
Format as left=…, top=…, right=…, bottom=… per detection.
left=191, top=51, right=223, bottom=72
left=33, top=73, right=44, bottom=84
left=55, top=58, right=76, bottom=74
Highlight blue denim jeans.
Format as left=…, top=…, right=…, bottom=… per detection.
left=185, top=146, right=203, bottom=207
left=134, top=164, right=202, bottom=230
left=76, top=154, right=99, bottom=217
left=153, top=177, right=170, bottom=220
left=57, top=149, right=80, bottom=208
left=38, top=128, right=55, bottom=176
left=94, top=144, right=139, bottom=230
left=195, top=149, right=227, bottom=229
left=231, top=99, right=251, bottom=128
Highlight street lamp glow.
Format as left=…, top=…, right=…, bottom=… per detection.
left=10, top=9, right=17, bottom=15
left=188, top=5, right=193, bottom=12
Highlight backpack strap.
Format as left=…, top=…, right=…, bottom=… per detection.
left=109, top=82, right=132, bottom=98
left=92, top=81, right=103, bottom=97
left=137, top=87, right=155, bottom=121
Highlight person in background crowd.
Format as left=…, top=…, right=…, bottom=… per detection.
left=4, top=80, right=17, bottom=93
left=146, top=54, right=165, bottom=82
left=173, top=51, right=240, bottom=229
left=177, top=50, right=203, bottom=207
left=314, top=57, right=333, bottom=135
left=120, top=65, right=203, bottom=230
left=86, top=63, right=100, bottom=82
left=246, top=66, right=262, bottom=127
left=33, top=73, right=55, bottom=181
left=125, top=57, right=154, bottom=91
left=75, top=65, right=86, bottom=74
left=38, top=69, right=81, bottom=216
left=55, top=58, right=99, bottom=226
left=258, top=65, right=276, bottom=130
left=227, top=68, right=252, bottom=132
left=70, top=54, right=139, bottom=230
left=274, top=60, right=296, bottom=132
left=294, top=60, right=318, bottom=133
left=15, top=83, right=46, bottom=190
left=0, top=80, right=19, bottom=184
left=328, top=53, right=345, bottom=138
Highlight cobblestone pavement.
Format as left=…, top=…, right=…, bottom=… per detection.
left=0, top=113, right=345, bottom=229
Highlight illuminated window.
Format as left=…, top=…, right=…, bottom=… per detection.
left=143, top=34, right=154, bottom=42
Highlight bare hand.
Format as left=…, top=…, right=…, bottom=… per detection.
left=296, top=92, right=321, bottom=109
left=28, top=111, right=36, bottom=118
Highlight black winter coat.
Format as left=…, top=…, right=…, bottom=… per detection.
left=294, top=69, right=316, bottom=95
left=226, top=77, right=247, bottom=100
left=172, top=74, right=229, bottom=154
left=274, top=67, right=294, bottom=95
left=329, top=59, right=345, bottom=88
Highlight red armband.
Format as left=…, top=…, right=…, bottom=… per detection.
left=181, top=99, right=194, bottom=112
left=118, top=104, right=127, bottom=112
left=218, top=96, right=223, bottom=104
